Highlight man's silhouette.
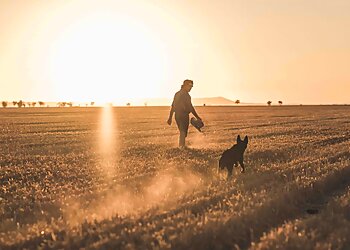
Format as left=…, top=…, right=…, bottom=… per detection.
left=167, top=79, right=202, bottom=148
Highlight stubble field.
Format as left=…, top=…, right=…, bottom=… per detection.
left=0, top=105, right=350, bottom=249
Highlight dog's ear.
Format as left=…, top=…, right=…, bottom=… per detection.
left=244, top=135, right=248, bottom=144
left=237, top=135, right=242, bottom=143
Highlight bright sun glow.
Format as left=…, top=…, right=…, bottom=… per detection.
left=49, top=13, right=168, bottom=103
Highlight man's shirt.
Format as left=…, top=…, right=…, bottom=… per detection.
left=171, top=89, right=194, bottom=115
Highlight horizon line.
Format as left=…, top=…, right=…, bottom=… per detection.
left=1, top=97, right=349, bottom=106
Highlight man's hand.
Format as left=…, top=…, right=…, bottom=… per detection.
left=167, top=117, right=172, bottom=125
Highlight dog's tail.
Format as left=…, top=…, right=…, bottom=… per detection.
left=218, top=160, right=223, bottom=174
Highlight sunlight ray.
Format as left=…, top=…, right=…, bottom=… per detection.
left=98, top=104, right=118, bottom=177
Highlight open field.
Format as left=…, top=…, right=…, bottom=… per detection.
left=1, top=106, right=350, bottom=249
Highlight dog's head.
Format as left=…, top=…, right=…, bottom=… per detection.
left=236, top=135, right=248, bottom=151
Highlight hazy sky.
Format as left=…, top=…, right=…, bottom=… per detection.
left=0, top=0, right=349, bottom=104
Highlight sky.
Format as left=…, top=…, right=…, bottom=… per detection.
left=0, top=0, right=349, bottom=105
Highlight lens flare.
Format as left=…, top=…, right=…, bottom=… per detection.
left=98, top=104, right=118, bottom=178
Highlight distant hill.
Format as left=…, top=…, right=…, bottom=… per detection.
left=192, top=97, right=236, bottom=106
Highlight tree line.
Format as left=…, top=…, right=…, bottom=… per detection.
left=2, top=100, right=284, bottom=108
left=1, top=101, right=96, bottom=108
left=1, top=101, right=46, bottom=108
left=233, top=100, right=283, bottom=106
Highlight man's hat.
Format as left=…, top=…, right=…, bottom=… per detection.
left=190, top=117, right=204, bottom=132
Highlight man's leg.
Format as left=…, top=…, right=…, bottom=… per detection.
left=179, top=131, right=186, bottom=148
left=175, top=114, right=189, bottom=148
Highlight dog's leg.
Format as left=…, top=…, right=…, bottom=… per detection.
left=227, top=166, right=233, bottom=180
left=239, top=160, right=245, bottom=173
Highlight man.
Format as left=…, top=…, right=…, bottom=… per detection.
left=167, top=79, right=202, bottom=148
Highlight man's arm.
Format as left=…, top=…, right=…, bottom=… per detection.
left=187, top=95, right=201, bottom=120
left=191, top=106, right=201, bottom=120
left=167, top=101, right=175, bottom=125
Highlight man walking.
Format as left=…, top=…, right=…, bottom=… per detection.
left=167, top=79, right=202, bottom=148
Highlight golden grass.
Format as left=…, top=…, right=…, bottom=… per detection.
left=0, top=106, right=349, bottom=249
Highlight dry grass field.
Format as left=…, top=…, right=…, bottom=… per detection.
left=1, top=105, right=349, bottom=249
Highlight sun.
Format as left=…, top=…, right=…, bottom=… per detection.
left=49, top=13, right=168, bottom=103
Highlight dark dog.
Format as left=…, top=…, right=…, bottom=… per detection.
left=219, top=135, right=249, bottom=179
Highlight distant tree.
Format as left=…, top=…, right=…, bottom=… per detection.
left=278, top=101, right=283, bottom=105
left=67, top=102, right=73, bottom=107
left=144, top=102, right=148, bottom=106
left=32, top=102, right=36, bottom=107
left=2, top=101, right=8, bottom=108
left=90, top=102, right=95, bottom=106
left=235, top=100, right=240, bottom=105
left=267, top=101, right=272, bottom=106
left=203, top=103, right=206, bottom=106
left=17, top=100, right=23, bottom=108
left=58, top=102, right=66, bottom=107
left=12, top=101, right=17, bottom=107
left=27, top=102, right=32, bottom=107
left=126, top=102, right=131, bottom=106
left=38, top=101, right=45, bottom=107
